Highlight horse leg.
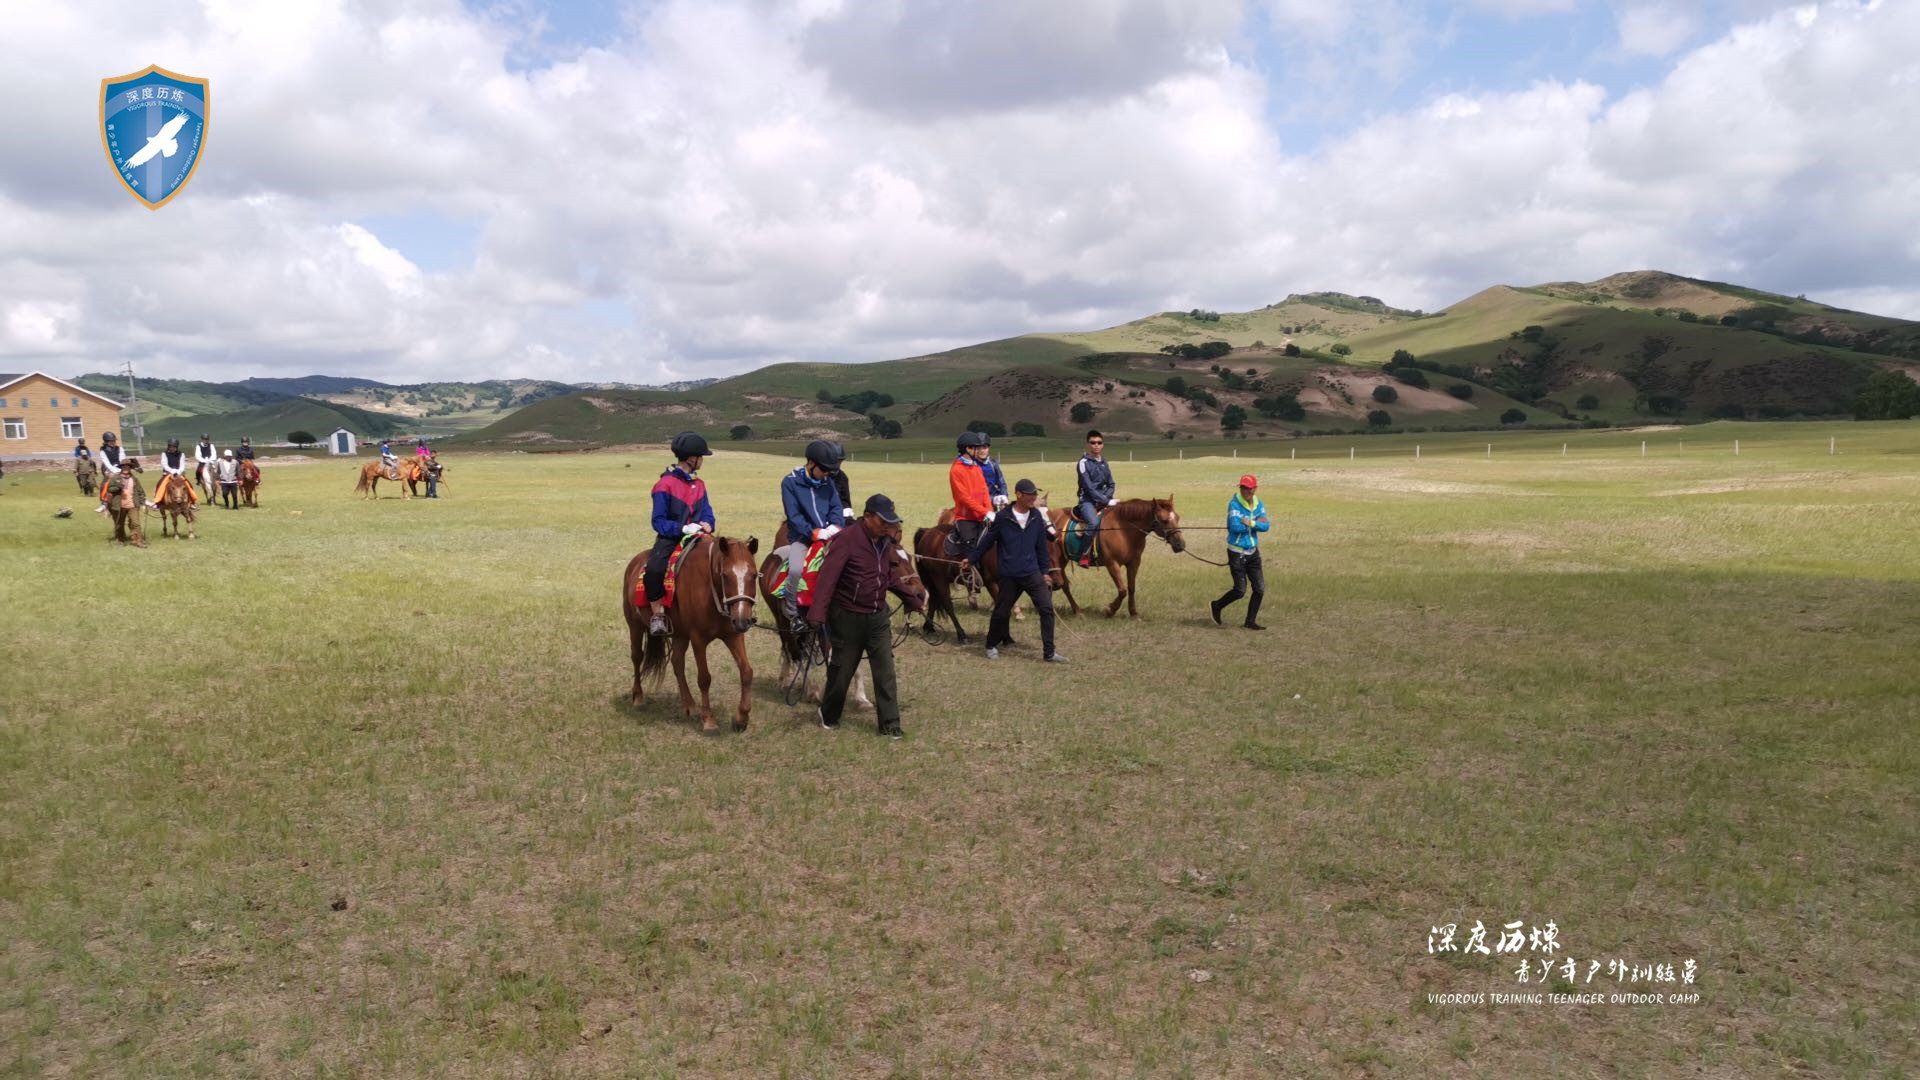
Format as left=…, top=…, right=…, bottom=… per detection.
left=669, top=635, right=696, bottom=721
left=692, top=639, right=718, bottom=734
left=853, top=659, right=872, bottom=711
left=1103, top=557, right=1127, bottom=618
left=728, top=634, right=753, bottom=733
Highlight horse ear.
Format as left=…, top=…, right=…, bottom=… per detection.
left=747, top=536, right=759, bottom=556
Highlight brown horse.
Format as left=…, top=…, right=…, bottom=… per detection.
left=238, top=459, right=261, bottom=508
left=1050, top=496, right=1185, bottom=618
left=156, top=474, right=196, bottom=540
left=759, top=522, right=929, bottom=707
left=916, top=496, right=1068, bottom=639
left=353, top=459, right=419, bottom=499
left=403, top=457, right=444, bottom=498
left=624, top=533, right=760, bottom=733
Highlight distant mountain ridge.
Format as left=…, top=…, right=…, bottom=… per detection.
left=449, top=270, right=1920, bottom=448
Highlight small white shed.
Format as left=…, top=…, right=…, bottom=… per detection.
left=329, top=428, right=358, bottom=456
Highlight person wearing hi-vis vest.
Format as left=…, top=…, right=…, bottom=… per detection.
left=1210, top=474, right=1270, bottom=631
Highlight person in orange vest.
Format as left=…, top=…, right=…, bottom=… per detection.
left=947, top=431, right=996, bottom=557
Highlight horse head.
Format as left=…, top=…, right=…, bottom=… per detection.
left=889, top=537, right=931, bottom=612
left=713, top=535, right=761, bottom=635
left=1153, top=495, right=1185, bottom=553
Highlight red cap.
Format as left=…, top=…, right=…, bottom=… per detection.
left=1239, top=474, right=1258, bottom=489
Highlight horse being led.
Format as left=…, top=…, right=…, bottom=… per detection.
left=353, top=459, right=414, bottom=500
left=238, top=460, right=261, bottom=508
left=760, top=523, right=929, bottom=707
left=156, top=471, right=196, bottom=540
left=1051, top=496, right=1184, bottom=618
left=624, top=533, right=760, bottom=734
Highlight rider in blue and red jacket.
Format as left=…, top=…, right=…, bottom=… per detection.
left=635, top=431, right=717, bottom=635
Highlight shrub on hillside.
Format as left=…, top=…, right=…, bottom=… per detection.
left=1446, top=383, right=1474, bottom=400
left=1283, top=343, right=1301, bottom=357
left=729, top=424, right=752, bottom=440
left=1372, top=385, right=1398, bottom=404
left=1221, top=405, right=1247, bottom=431
left=1010, top=421, right=1045, bottom=437
left=1165, top=375, right=1188, bottom=397
left=1330, top=343, right=1352, bottom=356
left=1576, top=394, right=1600, bottom=411
left=287, top=430, right=317, bottom=447
left=1391, top=349, right=1416, bottom=366
left=1500, top=408, right=1527, bottom=425
left=965, top=419, right=1007, bottom=438
left=1070, top=402, right=1096, bottom=423
left=1709, top=402, right=1746, bottom=419
left=1389, top=366, right=1429, bottom=389
left=1367, top=409, right=1392, bottom=427
left=1254, top=394, right=1305, bottom=421
left=1855, top=369, right=1920, bottom=420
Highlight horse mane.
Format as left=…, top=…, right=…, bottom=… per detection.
left=1108, top=496, right=1171, bottom=521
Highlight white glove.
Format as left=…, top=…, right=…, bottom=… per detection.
left=682, top=522, right=706, bottom=536
left=983, top=511, right=996, bottom=527
left=818, top=525, right=841, bottom=540
left=992, top=494, right=1009, bottom=509
left=842, top=507, right=854, bottom=521
left=1107, top=499, right=1118, bottom=507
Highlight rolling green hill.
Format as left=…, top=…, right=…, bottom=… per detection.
left=73, top=374, right=294, bottom=425
left=152, top=398, right=407, bottom=445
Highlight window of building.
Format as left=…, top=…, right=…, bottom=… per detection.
left=71, top=397, right=80, bottom=407
left=50, top=397, right=58, bottom=407
left=0, top=398, right=7, bottom=407
left=62, top=417, right=84, bottom=439
left=3, top=418, right=25, bottom=440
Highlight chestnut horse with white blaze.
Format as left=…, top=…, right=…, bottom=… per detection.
left=238, top=459, right=261, bottom=507
left=624, top=533, right=761, bottom=733
left=1051, top=496, right=1185, bottom=618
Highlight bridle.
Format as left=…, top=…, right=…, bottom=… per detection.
left=696, top=534, right=758, bottom=624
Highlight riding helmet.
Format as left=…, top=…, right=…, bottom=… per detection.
left=804, top=439, right=843, bottom=473
left=103, top=431, right=117, bottom=443
left=670, top=431, right=712, bottom=460
left=167, top=437, right=180, bottom=449
left=955, top=431, right=982, bottom=453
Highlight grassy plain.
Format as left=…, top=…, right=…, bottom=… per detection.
left=3, top=422, right=1917, bottom=1076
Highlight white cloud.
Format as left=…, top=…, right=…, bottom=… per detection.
left=1471, top=0, right=1578, bottom=15
left=1615, top=3, right=1702, bottom=56
left=0, top=0, right=1914, bottom=388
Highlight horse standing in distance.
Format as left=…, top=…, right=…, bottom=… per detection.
left=1052, top=496, right=1185, bottom=618
left=624, top=533, right=760, bottom=734
left=238, top=459, right=261, bottom=508
left=156, top=475, right=196, bottom=540
left=353, top=459, right=416, bottom=500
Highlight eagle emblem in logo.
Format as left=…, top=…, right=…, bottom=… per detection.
left=100, top=64, right=209, bottom=210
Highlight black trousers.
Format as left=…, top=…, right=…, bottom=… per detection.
left=821, top=606, right=900, bottom=727
left=220, top=482, right=238, bottom=509
left=1214, top=551, right=1264, bottom=625
left=641, top=535, right=680, bottom=605
left=987, top=572, right=1056, bottom=655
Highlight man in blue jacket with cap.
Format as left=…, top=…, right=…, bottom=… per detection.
left=962, top=478, right=1066, bottom=663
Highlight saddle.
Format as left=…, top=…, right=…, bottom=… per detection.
left=635, top=538, right=695, bottom=610
left=1063, top=516, right=1102, bottom=566
left=770, top=538, right=829, bottom=603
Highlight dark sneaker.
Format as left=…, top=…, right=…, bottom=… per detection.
left=1209, top=600, right=1224, bottom=625
left=818, top=707, right=840, bottom=730
left=1044, top=652, right=1068, bottom=663
left=1244, top=622, right=1266, bottom=631
left=878, top=723, right=903, bottom=740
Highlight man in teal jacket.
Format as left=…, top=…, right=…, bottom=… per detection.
left=1210, top=473, right=1270, bottom=630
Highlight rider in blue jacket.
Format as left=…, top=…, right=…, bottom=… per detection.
left=776, top=440, right=847, bottom=625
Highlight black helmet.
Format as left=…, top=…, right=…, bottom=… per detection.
left=103, top=431, right=117, bottom=443
left=825, top=440, right=845, bottom=459
left=167, top=437, right=180, bottom=449
left=670, top=431, right=711, bottom=460
left=804, top=439, right=843, bottom=473
left=956, top=431, right=983, bottom=453
left=200, top=433, right=209, bottom=440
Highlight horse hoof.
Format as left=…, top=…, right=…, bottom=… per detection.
left=732, top=719, right=749, bottom=733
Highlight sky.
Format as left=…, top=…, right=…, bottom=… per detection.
left=2, top=0, right=1916, bottom=385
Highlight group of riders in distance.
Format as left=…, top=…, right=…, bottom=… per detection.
left=621, top=427, right=1273, bottom=738
left=75, top=432, right=260, bottom=545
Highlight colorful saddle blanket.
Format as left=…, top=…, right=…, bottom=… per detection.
left=635, top=537, right=696, bottom=609
left=769, top=539, right=830, bottom=606
left=1063, top=516, right=1101, bottom=564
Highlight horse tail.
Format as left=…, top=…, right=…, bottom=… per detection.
left=638, top=628, right=669, bottom=687
left=354, top=466, right=370, bottom=494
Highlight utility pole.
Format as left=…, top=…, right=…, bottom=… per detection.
left=121, top=361, right=145, bottom=455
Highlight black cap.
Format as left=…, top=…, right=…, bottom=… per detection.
left=1014, top=478, right=1038, bottom=495
left=863, top=493, right=902, bottom=524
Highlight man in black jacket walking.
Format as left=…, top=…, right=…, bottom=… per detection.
left=963, top=478, right=1066, bottom=663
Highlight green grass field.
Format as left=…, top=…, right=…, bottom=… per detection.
left=4, top=422, right=1917, bottom=1076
